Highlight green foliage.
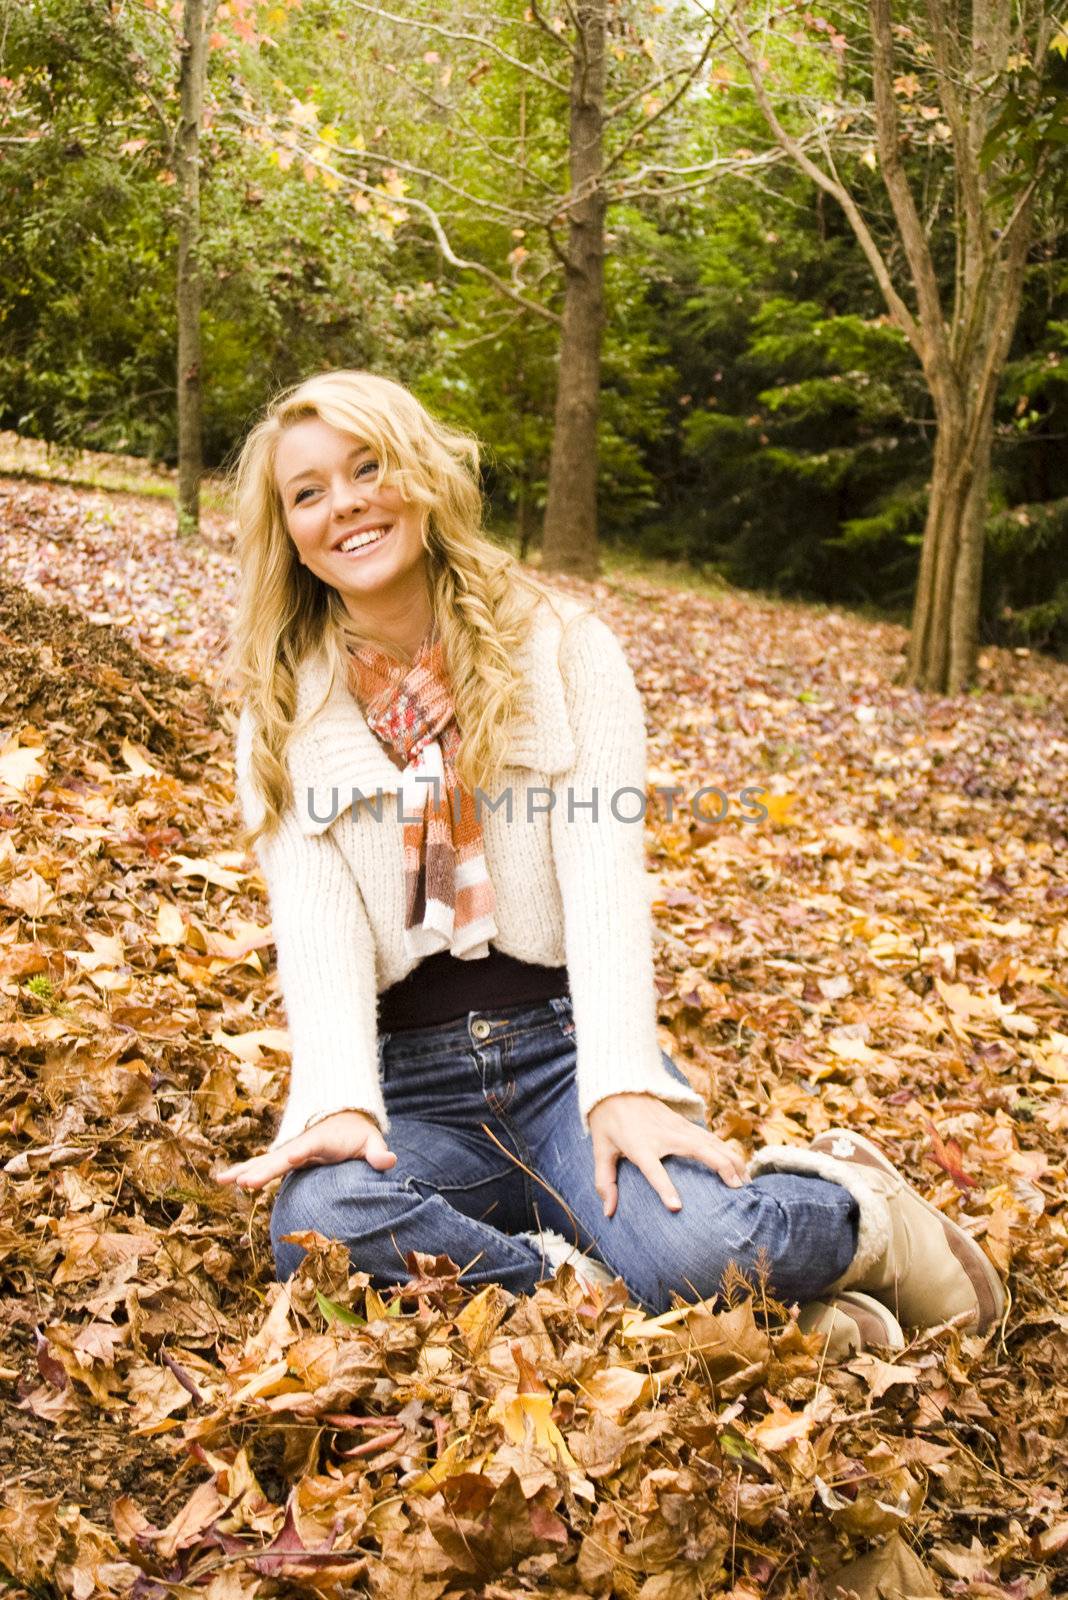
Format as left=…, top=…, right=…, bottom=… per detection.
left=0, top=0, right=1066, bottom=655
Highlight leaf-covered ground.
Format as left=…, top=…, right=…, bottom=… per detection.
left=0, top=473, right=1066, bottom=1599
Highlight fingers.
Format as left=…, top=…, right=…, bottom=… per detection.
left=698, top=1135, right=748, bottom=1189
left=662, top=1134, right=747, bottom=1195
left=593, top=1142, right=620, bottom=1219
left=216, top=1126, right=400, bottom=1191
left=365, top=1135, right=398, bottom=1170
left=216, top=1147, right=291, bottom=1191
left=595, top=1133, right=750, bottom=1220
left=217, top=1134, right=309, bottom=1191
left=632, top=1152, right=683, bottom=1213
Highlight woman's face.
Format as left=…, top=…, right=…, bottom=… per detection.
left=274, top=417, right=428, bottom=621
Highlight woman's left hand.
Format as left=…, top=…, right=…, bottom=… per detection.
left=587, top=1093, right=749, bottom=1218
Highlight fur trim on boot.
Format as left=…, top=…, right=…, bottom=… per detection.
left=748, top=1144, right=892, bottom=1290
left=521, top=1228, right=621, bottom=1293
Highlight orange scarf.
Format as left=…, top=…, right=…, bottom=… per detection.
left=345, top=631, right=498, bottom=960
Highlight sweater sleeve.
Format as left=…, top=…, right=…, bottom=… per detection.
left=234, top=706, right=389, bottom=1149
left=548, top=614, right=707, bottom=1136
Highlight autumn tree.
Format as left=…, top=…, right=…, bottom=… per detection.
left=176, top=0, right=217, bottom=537
left=728, top=0, right=1066, bottom=692
left=230, top=0, right=738, bottom=574
left=94, top=0, right=226, bottom=536
left=539, top=0, right=608, bottom=576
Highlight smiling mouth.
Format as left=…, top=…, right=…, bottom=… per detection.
left=335, top=524, right=394, bottom=555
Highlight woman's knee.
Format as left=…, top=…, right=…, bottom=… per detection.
left=622, top=1175, right=808, bottom=1313
left=269, top=1160, right=395, bottom=1281
left=643, top=1173, right=857, bottom=1310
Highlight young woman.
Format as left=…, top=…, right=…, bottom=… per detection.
left=216, top=370, right=1006, bottom=1353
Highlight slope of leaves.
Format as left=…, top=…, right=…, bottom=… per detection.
left=0, top=476, right=1066, bottom=1599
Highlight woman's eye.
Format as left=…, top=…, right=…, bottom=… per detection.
left=292, top=461, right=377, bottom=504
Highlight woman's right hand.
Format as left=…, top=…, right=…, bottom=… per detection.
left=215, top=1110, right=398, bottom=1191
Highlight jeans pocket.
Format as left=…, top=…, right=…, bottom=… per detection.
left=377, top=1031, right=392, bottom=1088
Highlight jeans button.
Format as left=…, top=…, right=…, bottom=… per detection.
left=471, top=1018, right=492, bottom=1040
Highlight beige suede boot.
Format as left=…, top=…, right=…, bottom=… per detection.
left=798, top=1292, right=906, bottom=1361
left=749, top=1128, right=1006, bottom=1335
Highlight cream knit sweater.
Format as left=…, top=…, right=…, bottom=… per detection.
left=234, top=591, right=707, bottom=1150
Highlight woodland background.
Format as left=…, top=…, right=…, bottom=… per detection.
left=1, top=0, right=1067, bottom=658
left=1, top=2, right=1067, bottom=1599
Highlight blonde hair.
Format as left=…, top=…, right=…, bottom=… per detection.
left=218, top=369, right=568, bottom=846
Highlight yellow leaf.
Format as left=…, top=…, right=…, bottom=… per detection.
left=934, top=976, right=996, bottom=1020
left=168, top=854, right=246, bottom=891
left=579, top=1364, right=651, bottom=1415
left=154, top=901, right=186, bottom=946
left=229, top=1358, right=292, bottom=1405
left=211, top=1027, right=290, bottom=1064
left=202, top=919, right=273, bottom=960
left=404, top=1434, right=492, bottom=1494
left=749, top=1398, right=816, bottom=1452
left=0, top=733, right=47, bottom=795
left=845, top=1353, right=922, bottom=1399
left=487, top=1391, right=581, bottom=1471
left=120, top=737, right=159, bottom=777
left=364, top=1285, right=391, bottom=1322
left=70, top=931, right=124, bottom=971
left=1029, top=1044, right=1068, bottom=1082
left=762, top=791, right=800, bottom=826
left=826, top=1033, right=878, bottom=1065
left=4, top=870, right=60, bottom=917
left=619, top=1303, right=691, bottom=1339
left=86, top=968, right=133, bottom=994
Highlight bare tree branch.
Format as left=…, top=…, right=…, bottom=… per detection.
left=611, top=136, right=826, bottom=201
left=527, top=0, right=576, bottom=60
left=728, top=5, right=923, bottom=361
left=229, top=106, right=550, bottom=230
left=375, top=64, right=559, bottom=200
left=602, top=23, right=720, bottom=177
left=344, top=0, right=568, bottom=95
left=286, top=138, right=562, bottom=326
left=867, top=0, right=953, bottom=381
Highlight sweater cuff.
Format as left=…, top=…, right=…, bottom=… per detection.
left=577, top=1063, right=707, bottom=1138
left=268, top=1088, right=390, bottom=1152
left=268, top=1099, right=390, bottom=1154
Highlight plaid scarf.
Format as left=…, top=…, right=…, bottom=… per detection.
left=344, top=629, right=498, bottom=961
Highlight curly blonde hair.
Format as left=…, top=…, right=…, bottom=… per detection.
left=218, top=370, right=565, bottom=846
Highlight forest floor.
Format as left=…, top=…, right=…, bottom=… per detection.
left=0, top=470, right=1066, bottom=1599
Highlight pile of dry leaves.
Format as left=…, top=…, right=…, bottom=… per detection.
left=0, top=475, right=1065, bottom=1599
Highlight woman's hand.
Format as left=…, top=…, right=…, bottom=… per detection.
left=215, top=1109, right=398, bottom=1192
left=587, top=1093, right=748, bottom=1218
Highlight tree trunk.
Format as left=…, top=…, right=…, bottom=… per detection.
left=175, top=0, right=210, bottom=538
left=516, top=472, right=533, bottom=562
left=539, top=0, right=606, bottom=578
left=904, top=400, right=995, bottom=692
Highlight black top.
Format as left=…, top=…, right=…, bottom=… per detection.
left=378, top=945, right=571, bottom=1032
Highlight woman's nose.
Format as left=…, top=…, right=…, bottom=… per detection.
left=333, top=478, right=368, bottom=515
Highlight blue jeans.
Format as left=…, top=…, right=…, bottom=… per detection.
left=270, top=996, right=858, bottom=1315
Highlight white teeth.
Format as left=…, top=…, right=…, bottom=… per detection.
left=338, top=525, right=391, bottom=553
